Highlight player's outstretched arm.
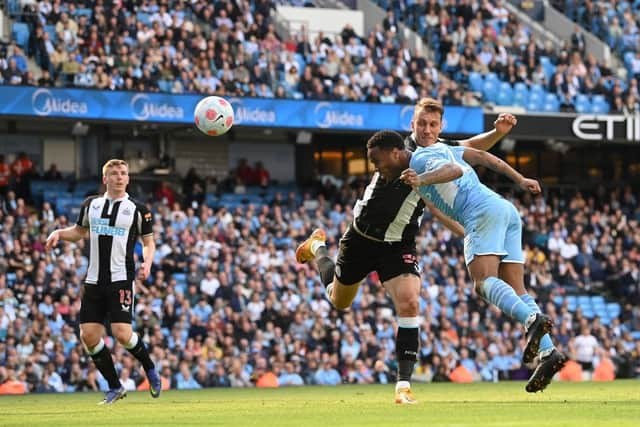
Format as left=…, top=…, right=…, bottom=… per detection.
left=400, top=163, right=463, bottom=188
left=424, top=200, right=465, bottom=237
left=462, top=147, right=541, bottom=194
left=45, top=225, right=88, bottom=250
left=458, top=113, right=517, bottom=151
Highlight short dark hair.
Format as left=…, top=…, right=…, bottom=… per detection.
left=366, top=130, right=405, bottom=150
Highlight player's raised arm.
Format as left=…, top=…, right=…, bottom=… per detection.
left=458, top=113, right=517, bottom=151
left=400, top=163, right=463, bottom=188
left=461, top=147, right=541, bottom=194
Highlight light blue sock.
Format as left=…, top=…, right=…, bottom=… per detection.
left=480, top=277, right=535, bottom=325
left=520, top=293, right=555, bottom=356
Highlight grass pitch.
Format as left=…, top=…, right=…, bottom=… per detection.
left=0, top=380, right=638, bottom=427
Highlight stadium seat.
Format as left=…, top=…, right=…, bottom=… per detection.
left=607, top=303, right=621, bottom=317
left=74, top=8, right=93, bottom=18
left=526, top=91, right=543, bottom=111
left=542, top=93, right=560, bottom=112
left=484, top=72, right=499, bottom=84
left=11, top=22, right=30, bottom=50
left=482, top=80, right=498, bottom=103
left=496, top=82, right=513, bottom=106
left=574, top=95, right=591, bottom=113
left=468, top=72, right=483, bottom=93
left=631, top=331, right=640, bottom=340
left=539, top=56, right=555, bottom=82
left=591, top=295, right=605, bottom=306
left=512, top=83, right=528, bottom=107
left=591, top=95, right=610, bottom=114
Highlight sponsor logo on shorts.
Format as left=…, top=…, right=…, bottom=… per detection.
left=402, top=254, right=416, bottom=264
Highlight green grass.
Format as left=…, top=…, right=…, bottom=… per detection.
left=0, top=381, right=638, bottom=426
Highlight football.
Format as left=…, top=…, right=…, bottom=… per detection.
left=194, top=96, right=234, bottom=136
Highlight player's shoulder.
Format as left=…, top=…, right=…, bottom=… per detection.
left=82, top=194, right=102, bottom=206
left=437, top=138, right=460, bottom=147
left=127, top=196, right=149, bottom=212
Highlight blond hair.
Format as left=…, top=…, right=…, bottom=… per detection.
left=413, top=97, right=444, bottom=120
left=102, top=159, right=128, bottom=176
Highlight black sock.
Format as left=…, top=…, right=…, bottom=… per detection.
left=127, top=337, right=155, bottom=372
left=314, top=246, right=335, bottom=288
left=396, top=327, right=419, bottom=382
left=91, top=346, right=121, bottom=390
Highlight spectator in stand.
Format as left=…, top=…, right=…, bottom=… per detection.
left=253, top=161, right=270, bottom=188
left=573, top=324, right=600, bottom=379
left=0, top=155, right=10, bottom=203
left=155, top=181, right=176, bottom=207
left=43, top=163, right=63, bottom=181
left=10, top=153, right=33, bottom=202
left=235, top=158, right=254, bottom=186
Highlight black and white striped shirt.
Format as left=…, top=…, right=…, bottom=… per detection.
left=76, top=193, right=153, bottom=285
left=351, top=136, right=460, bottom=243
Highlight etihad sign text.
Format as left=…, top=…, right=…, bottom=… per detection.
left=32, top=89, right=88, bottom=116
left=572, top=114, right=640, bottom=142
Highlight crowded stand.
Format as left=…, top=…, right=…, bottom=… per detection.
left=1, top=0, right=636, bottom=113
left=0, top=151, right=639, bottom=394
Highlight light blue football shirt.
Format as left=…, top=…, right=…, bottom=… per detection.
left=409, top=142, right=499, bottom=226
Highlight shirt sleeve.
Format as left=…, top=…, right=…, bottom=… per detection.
left=410, top=147, right=450, bottom=174
left=137, top=204, right=154, bottom=237
left=76, top=197, right=93, bottom=228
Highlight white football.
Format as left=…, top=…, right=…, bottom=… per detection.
left=194, top=96, right=234, bottom=136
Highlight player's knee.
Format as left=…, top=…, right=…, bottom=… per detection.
left=80, top=330, right=100, bottom=348
left=112, top=328, right=132, bottom=345
left=396, top=297, right=419, bottom=316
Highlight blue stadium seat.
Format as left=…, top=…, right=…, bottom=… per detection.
left=631, top=331, right=640, bottom=340
left=74, top=8, right=93, bottom=18
left=512, top=83, right=528, bottom=107
left=539, top=56, right=555, bottom=82
left=6, top=272, right=17, bottom=285
left=482, top=80, right=498, bottom=103
left=591, top=295, right=605, bottom=306
left=496, top=82, right=513, bottom=106
left=526, top=91, right=543, bottom=111
left=552, top=295, right=564, bottom=306
left=468, top=72, right=483, bottom=93
left=137, top=12, right=152, bottom=26
left=591, top=95, right=610, bottom=114
left=542, top=93, right=560, bottom=112
left=607, top=303, right=621, bottom=317
left=574, top=94, right=591, bottom=113
left=7, top=0, right=21, bottom=17
left=12, top=22, right=30, bottom=50
left=44, top=24, right=58, bottom=43
left=157, top=80, right=172, bottom=92
left=205, top=193, right=218, bottom=208
left=484, top=72, right=499, bottom=83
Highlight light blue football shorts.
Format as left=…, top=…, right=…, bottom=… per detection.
left=462, top=197, right=524, bottom=265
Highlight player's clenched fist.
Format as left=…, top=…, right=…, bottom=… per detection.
left=400, top=168, right=420, bottom=187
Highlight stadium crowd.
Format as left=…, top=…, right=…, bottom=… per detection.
left=1, top=0, right=638, bottom=112
left=0, top=154, right=639, bottom=394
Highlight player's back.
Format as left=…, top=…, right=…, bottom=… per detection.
left=410, top=143, right=500, bottom=226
